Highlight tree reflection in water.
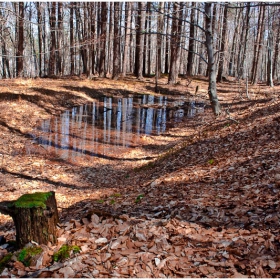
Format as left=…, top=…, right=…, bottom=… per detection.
left=32, top=95, right=204, bottom=162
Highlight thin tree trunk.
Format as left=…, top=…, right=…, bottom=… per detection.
left=251, top=5, right=265, bottom=84
left=134, top=2, right=146, bottom=79
left=99, top=2, right=107, bottom=77
left=16, top=2, right=24, bottom=77
left=90, top=3, right=96, bottom=75
left=164, top=2, right=171, bottom=74
left=272, top=18, right=280, bottom=80
left=56, top=2, right=63, bottom=76
left=168, top=2, right=183, bottom=84
left=187, top=2, right=195, bottom=76
left=107, top=3, right=114, bottom=76
left=0, top=5, right=10, bottom=78
left=70, top=3, right=74, bottom=75
left=267, top=31, right=273, bottom=87
left=217, top=3, right=228, bottom=82
left=205, top=2, right=221, bottom=115
left=156, top=2, right=164, bottom=78
left=36, top=3, right=42, bottom=77
left=147, top=2, right=152, bottom=76
left=239, top=2, right=251, bottom=79
left=143, top=4, right=148, bottom=76
left=122, top=2, right=131, bottom=77
left=228, top=5, right=242, bottom=77
left=112, top=2, right=120, bottom=80
left=266, top=6, right=273, bottom=87
left=48, top=2, right=56, bottom=76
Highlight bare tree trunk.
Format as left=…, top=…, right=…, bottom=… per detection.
left=99, top=2, right=107, bottom=77
left=134, top=2, right=146, bottom=79
left=75, top=4, right=87, bottom=75
left=187, top=2, right=195, bottom=76
left=267, top=31, right=273, bottom=87
left=147, top=2, right=152, bottom=76
left=0, top=5, right=10, bottom=78
left=122, top=2, right=131, bottom=77
left=70, top=3, right=74, bottom=75
left=16, top=2, right=24, bottom=77
left=217, top=3, right=228, bottom=82
left=168, top=2, right=179, bottom=85
left=36, top=3, right=43, bottom=77
left=229, top=6, right=242, bottom=77
left=107, top=3, right=114, bottom=76
left=251, top=5, right=265, bottom=85
left=205, top=2, right=221, bottom=116
left=272, top=17, right=280, bottom=80
left=143, top=4, right=148, bottom=76
left=156, top=2, right=164, bottom=78
left=112, top=2, right=120, bottom=80
left=266, top=6, right=273, bottom=87
left=48, top=2, right=56, bottom=76
left=239, top=2, right=251, bottom=79
left=164, top=2, right=171, bottom=74
left=90, top=3, right=96, bottom=75
left=56, top=2, right=63, bottom=75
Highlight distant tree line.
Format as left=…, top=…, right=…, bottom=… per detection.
left=0, top=2, right=279, bottom=114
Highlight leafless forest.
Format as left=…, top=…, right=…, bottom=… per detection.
left=0, top=2, right=279, bottom=113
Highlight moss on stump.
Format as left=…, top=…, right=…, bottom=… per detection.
left=14, top=192, right=53, bottom=209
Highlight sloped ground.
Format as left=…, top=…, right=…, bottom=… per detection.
left=0, top=76, right=279, bottom=277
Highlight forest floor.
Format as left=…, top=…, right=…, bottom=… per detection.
left=0, top=75, right=280, bottom=278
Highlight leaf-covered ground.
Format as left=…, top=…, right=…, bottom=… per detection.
left=0, top=75, right=280, bottom=277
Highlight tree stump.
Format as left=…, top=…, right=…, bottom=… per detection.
left=0, top=191, right=59, bottom=248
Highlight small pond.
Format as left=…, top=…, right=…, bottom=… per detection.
left=31, top=95, right=204, bottom=162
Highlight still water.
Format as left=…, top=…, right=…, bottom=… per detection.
left=32, top=95, right=203, bottom=162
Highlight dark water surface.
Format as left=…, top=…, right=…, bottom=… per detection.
left=32, top=95, right=204, bottom=162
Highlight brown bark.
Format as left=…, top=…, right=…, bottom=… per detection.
left=16, top=2, right=24, bottom=77
left=168, top=2, right=183, bottom=85
left=56, top=2, right=63, bottom=75
left=70, top=3, right=74, bottom=75
left=164, top=2, right=171, bottom=74
left=156, top=2, right=164, bottom=78
left=106, top=2, right=114, bottom=76
left=122, top=2, right=131, bottom=77
left=272, top=18, right=280, bottom=79
left=36, top=3, right=42, bottom=77
left=48, top=2, right=56, bottom=76
left=112, top=2, right=120, bottom=80
left=134, top=2, right=146, bottom=79
left=217, top=3, right=228, bottom=82
left=99, top=2, right=107, bottom=77
left=251, top=5, right=266, bottom=85
left=187, top=2, right=195, bottom=76
left=90, top=3, right=96, bottom=75
left=205, top=2, right=221, bottom=116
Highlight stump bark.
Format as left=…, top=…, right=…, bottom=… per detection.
left=0, top=191, right=59, bottom=248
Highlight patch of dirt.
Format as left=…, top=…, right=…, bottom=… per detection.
left=0, top=75, right=280, bottom=277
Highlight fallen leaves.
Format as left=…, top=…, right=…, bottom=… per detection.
left=1, top=78, right=280, bottom=277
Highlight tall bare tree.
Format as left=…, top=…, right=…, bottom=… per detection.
left=122, top=2, right=132, bottom=77
left=205, top=2, right=221, bottom=115
left=134, top=2, right=146, bottom=79
left=48, top=2, right=56, bottom=76
left=217, top=3, right=228, bottom=82
left=112, top=2, right=120, bottom=80
left=16, top=2, right=24, bottom=77
left=99, top=2, right=107, bottom=77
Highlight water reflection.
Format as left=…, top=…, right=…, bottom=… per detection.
left=32, top=95, right=203, bottom=162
